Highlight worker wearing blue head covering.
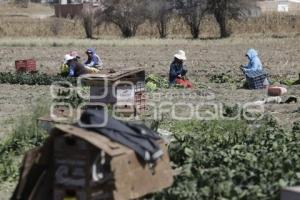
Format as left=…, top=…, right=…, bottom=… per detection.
left=240, top=49, right=269, bottom=89
left=85, top=48, right=103, bottom=68
left=241, top=49, right=263, bottom=73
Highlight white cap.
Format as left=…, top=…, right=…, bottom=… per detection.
left=174, top=50, right=187, bottom=61
left=64, top=54, right=74, bottom=64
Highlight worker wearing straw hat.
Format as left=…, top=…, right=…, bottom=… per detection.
left=169, top=50, right=193, bottom=88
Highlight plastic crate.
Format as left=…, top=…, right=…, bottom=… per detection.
left=246, top=70, right=268, bottom=90
left=15, top=59, right=37, bottom=73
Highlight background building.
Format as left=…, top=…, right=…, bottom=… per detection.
left=257, top=0, right=300, bottom=14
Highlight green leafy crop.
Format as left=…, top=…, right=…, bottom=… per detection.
left=148, top=118, right=300, bottom=200
left=0, top=72, right=76, bottom=86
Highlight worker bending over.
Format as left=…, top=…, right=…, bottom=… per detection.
left=169, top=50, right=193, bottom=89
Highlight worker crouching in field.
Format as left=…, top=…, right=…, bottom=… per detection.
left=60, top=51, right=100, bottom=77
left=85, top=48, right=103, bottom=69
left=240, top=49, right=269, bottom=89
left=169, top=50, right=193, bottom=89
left=63, top=54, right=87, bottom=77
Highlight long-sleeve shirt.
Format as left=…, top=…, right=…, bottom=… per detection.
left=85, top=47, right=103, bottom=69
left=243, top=49, right=263, bottom=73
left=68, top=60, right=86, bottom=77
left=169, top=61, right=187, bottom=85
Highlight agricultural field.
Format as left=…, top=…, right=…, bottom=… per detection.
left=0, top=1, right=300, bottom=199
left=0, top=2, right=300, bottom=198
left=0, top=37, right=300, bottom=134
left=0, top=36, right=300, bottom=199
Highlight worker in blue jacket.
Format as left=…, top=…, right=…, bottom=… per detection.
left=240, top=48, right=263, bottom=73
left=240, top=49, right=269, bottom=89
left=169, top=50, right=192, bottom=88
left=85, top=48, right=103, bottom=68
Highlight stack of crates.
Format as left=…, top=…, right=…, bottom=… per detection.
left=51, top=125, right=174, bottom=200
left=246, top=70, right=268, bottom=89
left=15, top=59, right=37, bottom=73
left=53, top=131, right=114, bottom=200
left=88, top=69, right=146, bottom=117
left=135, top=81, right=146, bottom=113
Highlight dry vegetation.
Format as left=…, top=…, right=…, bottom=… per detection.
left=0, top=2, right=53, bottom=16
left=0, top=6, right=299, bottom=38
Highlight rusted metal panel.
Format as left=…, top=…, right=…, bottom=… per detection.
left=54, top=125, right=130, bottom=157
left=281, top=187, right=300, bottom=200
left=87, top=68, right=146, bottom=116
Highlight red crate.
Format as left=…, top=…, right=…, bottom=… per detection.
left=15, top=59, right=37, bottom=73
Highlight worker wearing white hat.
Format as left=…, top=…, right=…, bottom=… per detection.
left=64, top=54, right=75, bottom=64
left=62, top=54, right=88, bottom=77
left=169, top=50, right=193, bottom=88
left=174, top=50, right=187, bottom=61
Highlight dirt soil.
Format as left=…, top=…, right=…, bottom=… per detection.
left=0, top=84, right=49, bottom=138
left=0, top=37, right=299, bottom=135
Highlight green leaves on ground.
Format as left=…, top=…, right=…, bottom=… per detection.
left=280, top=79, right=300, bottom=86
left=146, top=74, right=169, bottom=91
left=149, top=118, right=300, bottom=200
left=210, top=73, right=236, bottom=84
left=0, top=72, right=76, bottom=85
left=0, top=103, right=49, bottom=183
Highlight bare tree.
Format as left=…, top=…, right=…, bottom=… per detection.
left=14, top=0, right=29, bottom=8
left=209, top=0, right=258, bottom=38
left=147, top=0, right=174, bottom=38
left=96, top=0, right=148, bottom=38
left=50, top=18, right=64, bottom=36
left=81, top=5, right=95, bottom=39
left=176, top=0, right=208, bottom=39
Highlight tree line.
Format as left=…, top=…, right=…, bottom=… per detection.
left=82, top=0, right=258, bottom=39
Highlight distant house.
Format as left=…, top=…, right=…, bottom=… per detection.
left=257, top=0, right=300, bottom=14
left=53, top=0, right=102, bottom=18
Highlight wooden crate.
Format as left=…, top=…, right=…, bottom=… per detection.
left=50, top=125, right=174, bottom=200
left=281, top=187, right=300, bottom=200
left=53, top=132, right=114, bottom=200
left=15, top=59, right=37, bottom=73
left=87, top=68, right=146, bottom=116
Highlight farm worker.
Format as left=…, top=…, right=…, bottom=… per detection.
left=85, top=48, right=103, bottom=69
left=64, top=54, right=87, bottom=77
left=240, top=49, right=263, bottom=73
left=60, top=55, right=71, bottom=77
left=240, top=49, right=269, bottom=89
left=70, top=50, right=100, bottom=74
left=169, top=50, right=193, bottom=89
left=70, top=50, right=81, bottom=60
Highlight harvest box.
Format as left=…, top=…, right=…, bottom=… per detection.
left=12, top=124, right=174, bottom=200
left=83, top=68, right=146, bottom=116
left=15, top=59, right=37, bottom=73
left=52, top=125, right=173, bottom=200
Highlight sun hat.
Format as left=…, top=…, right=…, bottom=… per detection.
left=70, top=51, right=80, bottom=59
left=64, top=54, right=74, bottom=64
left=86, top=48, right=95, bottom=54
left=174, top=50, right=187, bottom=61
